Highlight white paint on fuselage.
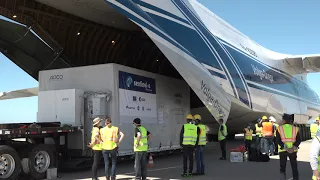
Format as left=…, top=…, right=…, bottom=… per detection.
left=33, top=0, right=320, bottom=133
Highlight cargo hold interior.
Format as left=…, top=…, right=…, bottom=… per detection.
left=0, top=0, right=220, bottom=137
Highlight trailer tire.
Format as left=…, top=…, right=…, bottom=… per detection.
left=28, top=144, right=55, bottom=180
left=0, top=145, right=21, bottom=180
left=21, top=158, right=29, bottom=174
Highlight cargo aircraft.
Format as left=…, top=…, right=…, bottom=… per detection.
left=1, top=0, right=320, bottom=139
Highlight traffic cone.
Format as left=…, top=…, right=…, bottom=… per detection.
left=147, top=154, right=154, bottom=168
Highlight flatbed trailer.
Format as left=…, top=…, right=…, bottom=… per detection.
left=1, top=63, right=191, bottom=180
left=0, top=122, right=78, bottom=180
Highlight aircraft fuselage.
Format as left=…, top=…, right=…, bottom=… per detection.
left=34, top=0, right=320, bottom=133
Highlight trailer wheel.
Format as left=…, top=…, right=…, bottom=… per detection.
left=21, top=158, right=29, bottom=174
left=0, top=145, right=21, bottom=180
left=28, top=144, right=55, bottom=180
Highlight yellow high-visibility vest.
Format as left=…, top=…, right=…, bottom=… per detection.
left=91, top=127, right=102, bottom=151
left=310, top=124, right=319, bottom=138
left=182, top=124, right=197, bottom=145
left=198, top=124, right=207, bottom=145
left=244, top=128, right=253, bottom=141
left=100, top=126, right=119, bottom=150
left=255, top=123, right=262, bottom=137
left=134, top=126, right=148, bottom=152
left=218, top=124, right=228, bottom=141
left=277, top=124, right=299, bottom=153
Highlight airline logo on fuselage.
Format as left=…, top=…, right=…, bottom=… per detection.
left=240, top=44, right=257, bottom=58
left=251, top=64, right=274, bottom=83
left=200, top=80, right=225, bottom=118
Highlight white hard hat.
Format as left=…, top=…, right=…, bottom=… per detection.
left=269, top=116, right=276, bottom=122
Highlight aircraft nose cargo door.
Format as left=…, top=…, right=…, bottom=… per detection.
left=153, top=41, right=231, bottom=122
left=104, top=0, right=232, bottom=122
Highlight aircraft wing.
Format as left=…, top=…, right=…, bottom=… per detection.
left=282, top=54, right=320, bottom=73
left=0, top=87, right=38, bottom=100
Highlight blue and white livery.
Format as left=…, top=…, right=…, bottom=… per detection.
left=2, top=0, right=320, bottom=135
left=101, top=0, right=320, bottom=128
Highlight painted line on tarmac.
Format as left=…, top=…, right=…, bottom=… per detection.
left=287, top=178, right=293, bottom=180
left=123, top=166, right=181, bottom=175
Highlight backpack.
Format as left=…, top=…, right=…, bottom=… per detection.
left=248, top=147, right=258, bottom=162
left=248, top=147, right=270, bottom=162
left=259, top=153, right=270, bottom=162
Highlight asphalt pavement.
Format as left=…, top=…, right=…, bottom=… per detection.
left=57, top=136, right=313, bottom=180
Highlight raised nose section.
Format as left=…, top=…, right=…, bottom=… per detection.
left=153, top=41, right=232, bottom=122
left=104, top=0, right=232, bottom=122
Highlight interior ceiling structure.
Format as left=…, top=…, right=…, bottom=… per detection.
left=0, top=0, right=182, bottom=80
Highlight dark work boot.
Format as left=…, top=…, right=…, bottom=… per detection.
left=181, top=172, right=187, bottom=177
left=280, top=173, right=286, bottom=180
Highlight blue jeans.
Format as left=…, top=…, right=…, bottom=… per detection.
left=195, top=146, right=205, bottom=174
left=134, top=152, right=148, bottom=180
left=261, top=136, right=274, bottom=154
left=102, top=148, right=118, bottom=177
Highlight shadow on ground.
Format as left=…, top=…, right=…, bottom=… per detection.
left=57, top=137, right=313, bottom=180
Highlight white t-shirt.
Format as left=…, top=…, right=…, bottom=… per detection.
left=310, top=137, right=320, bottom=170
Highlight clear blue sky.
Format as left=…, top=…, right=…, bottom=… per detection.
left=1, top=0, right=320, bottom=123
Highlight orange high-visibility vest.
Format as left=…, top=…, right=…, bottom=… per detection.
left=262, top=122, right=273, bottom=136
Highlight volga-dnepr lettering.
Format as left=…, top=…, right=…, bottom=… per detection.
left=200, top=80, right=225, bottom=117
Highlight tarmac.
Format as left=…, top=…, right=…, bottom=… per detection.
left=57, top=136, right=313, bottom=180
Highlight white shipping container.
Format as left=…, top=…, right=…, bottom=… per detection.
left=38, top=63, right=190, bottom=156
left=37, top=89, right=84, bottom=126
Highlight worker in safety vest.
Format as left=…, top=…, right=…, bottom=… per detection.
left=132, top=118, right=152, bottom=180
left=309, top=130, right=320, bottom=180
left=218, top=114, right=228, bottom=160
left=193, top=114, right=206, bottom=176
left=258, top=115, right=274, bottom=155
left=243, top=123, right=253, bottom=152
left=276, top=113, right=301, bottom=180
left=180, top=114, right=200, bottom=177
left=88, top=117, right=103, bottom=180
left=269, top=116, right=279, bottom=155
left=310, top=117, right=320, bottom=139
left=255, top=118, right=263, bottom=153
left=100, top=117, right=125, bottom=180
